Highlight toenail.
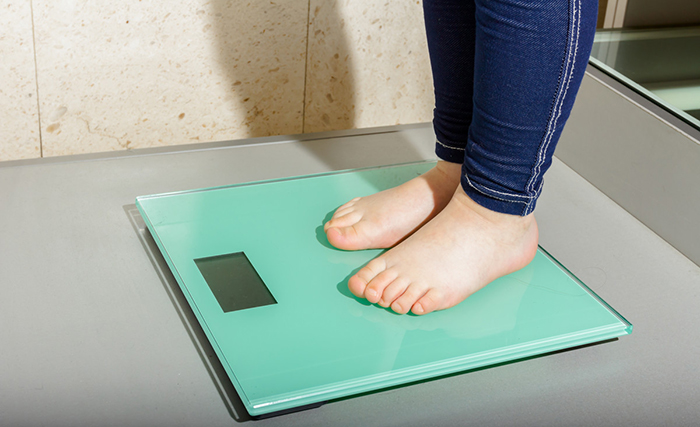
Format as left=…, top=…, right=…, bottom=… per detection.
left=366, top=289, right=377, bottom=299
left=413, top=303, right=424, bottom=314
left=393, top=302, right=402, bottom=312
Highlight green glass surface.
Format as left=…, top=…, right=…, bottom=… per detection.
left=136, top=161, right=632, bottom=417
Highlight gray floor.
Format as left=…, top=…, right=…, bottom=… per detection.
left=1, top=123, right=699, bottom=426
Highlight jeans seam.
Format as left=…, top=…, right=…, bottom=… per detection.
left=464, top=174, right=531, bottom=203
left=525, top=0, right=581, bottom=213
left=436, top=139, right=466, bottom=151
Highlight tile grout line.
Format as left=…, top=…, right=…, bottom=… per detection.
left=29, top=0, right=43, bottom=158
left=301, top=0, right=312, bottom=134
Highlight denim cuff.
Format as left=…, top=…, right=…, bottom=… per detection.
left=460, top=174, right=538, bottom=216
left=434, top=139, right=466, bottom=164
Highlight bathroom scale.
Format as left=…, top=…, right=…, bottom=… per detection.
left=136, top=161, right=632, bottom=418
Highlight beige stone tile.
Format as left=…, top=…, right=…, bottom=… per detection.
left=305, top=0, right=434, bottom=133
left=34, top=0, right=308, bottom=157
left=0, top=1, right=41, bottom=161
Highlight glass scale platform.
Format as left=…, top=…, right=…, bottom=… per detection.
left=136, top=161, right=632, bottom=418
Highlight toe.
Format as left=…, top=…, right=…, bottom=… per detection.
left=347, top=271, right=368, bottom=298
left=326, top=224, right=362, bottom=249
left=391, top=283, right=428, bottom=315
left=332, top=206, right=355, bottom=220
left=378, top=277, right=410, bottom=308
left=336, top=197, right=361, bottom=212
left=411, top=288, right=444, bottom=315
left=325, top=211, right=362, bottom=231
left=364, top=269, right=398, bottom=304
left=348, top=257, right=387, bottom=298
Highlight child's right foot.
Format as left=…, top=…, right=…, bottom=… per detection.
left=324, top=160, right=462, bottom=250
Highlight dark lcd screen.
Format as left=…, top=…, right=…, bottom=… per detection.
left=195, top=252, right=277, bottom=313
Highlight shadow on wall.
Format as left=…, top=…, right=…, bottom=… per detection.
left=210, top=0, right=356, bottom=138
left=303, top=1, right=357, bottom=133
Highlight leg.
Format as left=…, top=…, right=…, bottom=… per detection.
left=323, top=0, right=476, bottom=250
left=349, top=0, right=598, bottom=314
left=426, top=0, right=476, bottom=165
left=463, top=0, right=596, bottom=215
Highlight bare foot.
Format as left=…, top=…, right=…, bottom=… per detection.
left=347, top=187, right=539, bottom=315
left=324, top=161, right=462, bottom=250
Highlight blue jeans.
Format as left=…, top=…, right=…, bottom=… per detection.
left=424, top=0, right=597, bottom=215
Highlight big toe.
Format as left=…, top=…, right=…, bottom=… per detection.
left=411, top=289, right=445, bottom=315
left=326, top=221, right=373, bottom=250
left=326, top=225, right=356, bottom=250
left=324, top=210, right=362, bottom=232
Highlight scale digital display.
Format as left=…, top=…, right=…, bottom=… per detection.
left=195, top=252, right=276, bottom=313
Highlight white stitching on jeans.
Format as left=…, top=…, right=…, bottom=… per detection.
left=436, top=139, right=465, bottom=151
left=525, top=0, right=581, bottom=212
left=528, top=0, right=581, bottom=190
left=534, top=0, right=579, bottom=184
left=531, top=0, right=580, bottom=190
left=464, top=174, right=532, bottom=202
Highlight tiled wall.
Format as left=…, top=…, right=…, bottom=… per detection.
left=0, top=0, right=434, bottom=161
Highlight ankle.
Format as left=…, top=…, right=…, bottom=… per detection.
left=452, top=186, right=535, bottom=229
left=434, top=160, right=462, bottom=183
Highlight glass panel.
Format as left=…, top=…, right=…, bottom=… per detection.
left=591, top=25, right=700, bottom=128
left=136, top=161, right=632, bottom=417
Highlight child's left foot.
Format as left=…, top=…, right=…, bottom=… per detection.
left=348, top=187, right=539, bottom=315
